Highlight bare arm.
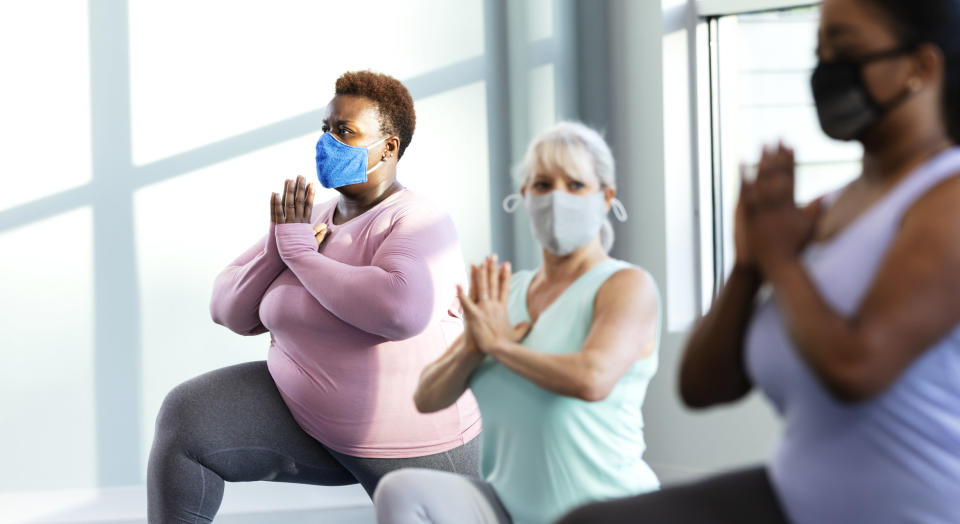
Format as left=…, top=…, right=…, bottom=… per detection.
left=763, top=176, right=960, bottom=402
left=414, top=333, right=486, bottom=412
left=678, top=264, right=761, bottom=408
left=461, top=257, right=658, bottom=402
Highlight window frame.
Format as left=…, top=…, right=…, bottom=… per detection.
left=694, top=0, right=821, bottom=310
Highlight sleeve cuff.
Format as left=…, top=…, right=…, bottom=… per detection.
left=275, top=222, right=317, bottom=259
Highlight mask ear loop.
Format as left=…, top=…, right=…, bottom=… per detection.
left=610, top=197, right=628, bottom=222
left=502, top=193, right=523, bottom=213
left=365, top=137, right=390, bottom=175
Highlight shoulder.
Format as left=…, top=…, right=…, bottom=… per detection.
left=906, top=170, right=960, bottom=219
left=387, top=190, right=454, bottom=226
left=380, top=190, right=461, bottom=248
left=898, top=171, right=960, bottom=257
left=596, top=263, right=659, bottom=310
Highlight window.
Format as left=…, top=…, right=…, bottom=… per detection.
left=701, top=4, right=861, bottom=301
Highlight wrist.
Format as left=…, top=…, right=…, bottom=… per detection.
left=764, top=257, right=803, bottom=286
left=275, top=222, right=317, bottom=257
left=461, top=334, right=480, bottom=354
left=731, top=262, right=760, bottom=278
left=485, top=338, right=517, bottom=359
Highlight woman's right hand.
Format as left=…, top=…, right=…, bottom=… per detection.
left=271, top=175, right=316, bottom=225
left=458, top=256, right=531, bottom=354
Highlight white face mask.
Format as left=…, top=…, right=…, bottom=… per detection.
left=503, top=190, right=628, bottom=256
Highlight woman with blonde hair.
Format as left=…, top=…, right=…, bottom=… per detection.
left=373, top=121, right=661, bottom=524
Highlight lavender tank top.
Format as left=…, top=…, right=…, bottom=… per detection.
left=745, top=148, right=960, bottom=524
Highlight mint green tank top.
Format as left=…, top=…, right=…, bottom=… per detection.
left=468, top=258, right=660, bottom=524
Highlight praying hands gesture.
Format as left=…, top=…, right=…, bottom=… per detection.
left=271, top=175, right=328, bottom=246
left=739, top=143, right=822, bottom=278
left=457, top=256, right=531, bottom=354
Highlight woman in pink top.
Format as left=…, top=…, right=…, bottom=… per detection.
left=147, top=71, right=481, bottom=523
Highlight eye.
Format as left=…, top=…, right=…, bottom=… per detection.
left=338, top=125, right=352, bottom=136
left=569, top=181, right=585, bottom=190
left=532, top=181, right=551, bottom=190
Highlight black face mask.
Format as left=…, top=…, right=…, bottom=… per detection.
left=811, top=46, right=916, bottom=141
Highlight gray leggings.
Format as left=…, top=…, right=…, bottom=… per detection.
left=147, top=361, right=480, bottom=524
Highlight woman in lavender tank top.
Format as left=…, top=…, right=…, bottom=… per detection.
left=561, top=1, right=960, bottom=523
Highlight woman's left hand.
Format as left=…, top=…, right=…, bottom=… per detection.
left=272, top=175, right=316, bottom=224
left=457, top=255, right=531, bottom=354
left=741, top=143, right=822, bottom=278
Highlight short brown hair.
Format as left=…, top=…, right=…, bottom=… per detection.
left=335, top=70, right=416, bottom=159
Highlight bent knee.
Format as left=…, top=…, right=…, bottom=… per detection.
left=373, top=469, right=437, bottom=519
left=153, top=378, right=212, bottom=447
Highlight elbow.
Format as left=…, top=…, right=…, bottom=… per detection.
left=378, top=309, right=431, bottom=341
left=678, top=370, right=713, bottom=409
left=574, top=372, right=615, bottom=402
left=677, top=365, right=750, bottom=409
left=210, top=300, right=264, bottom=336
left=209, top=299, right=231, bottom=328
left=413, top=390, right=439, bottom=414
left=679, top=385, right=712, bottom=410
left=678, top=355, right=708, bottom=408
left=819, top=363, right=887, bottom=404
left=412, top=378, right=447, bottom=414
left=816, top=334, right=891, bottom=404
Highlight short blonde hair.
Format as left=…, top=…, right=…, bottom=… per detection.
left=515, top=121, right=618, bottom=252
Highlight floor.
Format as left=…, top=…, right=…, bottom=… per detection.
left=1, top=483, right=375, bottom=524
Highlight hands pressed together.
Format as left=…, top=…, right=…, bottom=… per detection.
left=457, top=255, right=531, bottom=356
left=271, top=175, right=329, bottom=246
left=735, top=143, right=822, bottom=278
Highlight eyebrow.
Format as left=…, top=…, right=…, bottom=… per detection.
left=321, top=119, right=356, bottom=126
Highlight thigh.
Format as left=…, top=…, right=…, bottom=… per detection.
left=374, top=468, right=511, bottom=524
left=557, top=466, right=788, bottom=524
left=154, top=360, right=356, bottom=486
left=331, top=435, right=482, bottom=496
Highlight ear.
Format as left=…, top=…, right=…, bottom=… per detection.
left=520, top=185, right=527, bottom=197
left=383, top=136, right=401, bottom=160
left=603, top=186, right=617, bottom=209
left=913, top=43, right=945, bottom=88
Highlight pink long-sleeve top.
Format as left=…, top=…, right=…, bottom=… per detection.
left=209, top=188, right=481, bottom=458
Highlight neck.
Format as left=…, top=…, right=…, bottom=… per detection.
left=539, top=240, right=608, bottom=282
left=336, top=174, right=401, bottom=219
left=861, top=109, right=953, bottom=183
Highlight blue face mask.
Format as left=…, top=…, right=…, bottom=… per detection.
left=315, top=132, right=387, bottom=189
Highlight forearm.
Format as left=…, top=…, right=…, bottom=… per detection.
left=679, top=264, right=762, bottom=407
left=414, top=335, right=485, bottom=413
left=768, top=261, right=868, bottom=401
left=210, top=224, right=286, bottom=335
left=487, top=341, right=598, bottom=400
left=275, top=223, right=432, bottom=340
